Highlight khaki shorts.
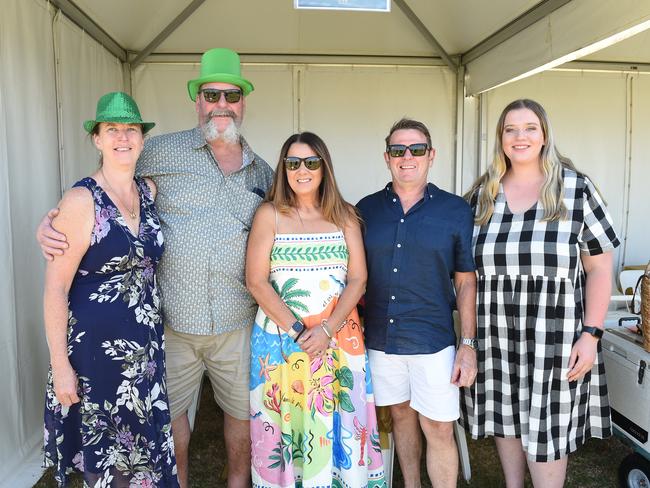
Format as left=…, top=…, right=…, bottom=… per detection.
left=165, top=326, right=250, bottom=421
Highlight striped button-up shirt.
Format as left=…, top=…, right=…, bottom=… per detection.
left=137, top=127, right=274, bottom=335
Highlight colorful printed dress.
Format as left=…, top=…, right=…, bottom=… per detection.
left=461, top=169, right=620, bottom=462
left=43, top=177, right=179, bottom=487
left=250, top=231, right=386, bottom=488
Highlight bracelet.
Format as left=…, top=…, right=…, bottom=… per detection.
left=320, top=319, right=332, bottom=339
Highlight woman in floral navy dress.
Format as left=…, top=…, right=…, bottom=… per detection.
left=43, top=92, right=179, bottom=487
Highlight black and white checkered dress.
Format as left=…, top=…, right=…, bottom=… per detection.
left=461, top=168, right=620, bottom=462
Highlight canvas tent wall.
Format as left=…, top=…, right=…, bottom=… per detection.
left=1, top=0, right=650, bottom=485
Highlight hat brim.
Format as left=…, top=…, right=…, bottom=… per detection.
left=83, top=119, right=156, bottom=134
left=187, top=73, right=254, bottom=101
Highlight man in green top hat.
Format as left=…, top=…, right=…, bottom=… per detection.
left=38, top=48, right=274, bottom=488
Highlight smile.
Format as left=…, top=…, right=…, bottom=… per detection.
left=297, top=178, right=311, bottom=183
left=400, top=164, right=416, bottom=169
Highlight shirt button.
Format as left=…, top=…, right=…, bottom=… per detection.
left=393, top=268, right=398, bottom=273
left=391, top=295, right=395, bottom=300
left=389, top=319, right=394, bottom=324
left=400, top=218, right=404, bottom=223
left=392, top=198, right=397, bottom=202
left=397, top=243, right=401, bottom=248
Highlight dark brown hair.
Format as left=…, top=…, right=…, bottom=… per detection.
left=268, top=132, right=360, bottom=229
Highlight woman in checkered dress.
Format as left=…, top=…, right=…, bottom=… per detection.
left=461, top=99, right=620, bottom=487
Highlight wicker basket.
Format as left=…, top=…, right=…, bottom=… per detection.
left=640, top=262, right=650, bottom=352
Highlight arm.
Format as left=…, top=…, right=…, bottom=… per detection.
left=450, top=270, right=477, bottom=387
left=567, top=251, right=613, bottom=382
left=36, top=208, right=68, bottom=260
left=43, top=187, right=94, bottom=406
left=299, top=214, right=367, bottom=357
left=245, top=203, right=302, bottom=331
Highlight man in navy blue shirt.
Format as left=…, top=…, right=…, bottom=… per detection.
left=357, top=118, right=477, bottom=488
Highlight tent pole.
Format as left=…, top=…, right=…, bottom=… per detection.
left=48, top=0, right=126, bottom=62
left=130, top=0, right=207, bottom=69
left=461, top=0, right=573, bottom=65
left=392, top=0, right=457, bottom=73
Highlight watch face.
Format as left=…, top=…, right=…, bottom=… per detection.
left=292, top=321, right=304, bottom=334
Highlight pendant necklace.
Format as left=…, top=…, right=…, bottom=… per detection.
left=100, top=168, right=137, bottom=219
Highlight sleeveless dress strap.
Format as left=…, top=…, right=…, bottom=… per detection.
left=72, top=177, right=102, bottom=205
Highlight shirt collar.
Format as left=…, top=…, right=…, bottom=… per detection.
left=384, top=182, right=438, bottom=200
left=191, top=126, right=257, bottom=168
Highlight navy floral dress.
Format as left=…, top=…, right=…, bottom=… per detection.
left=43, top=177, right=179, bottom=487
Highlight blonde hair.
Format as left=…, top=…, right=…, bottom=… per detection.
left=465, top=99, right=578, bottom=225
left=268, top=132, right=360, bottom=229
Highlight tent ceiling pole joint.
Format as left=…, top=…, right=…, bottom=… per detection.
left=130, top=0, right=207, bottom=68
left=393, top=0, right=458, bottom=73
left=461, top=0, right=573, bottom=65
left=48, top=0, right=127, bottom=62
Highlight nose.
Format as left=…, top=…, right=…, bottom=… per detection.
left=117, top=129, right=129, bottom=140
left=403, top=148, right=415, bottom=159
left=215, top=93, right=229, bottom=107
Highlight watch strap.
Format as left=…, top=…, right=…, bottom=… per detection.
left=460, top=337, right=478, bottom=350
left=581, top=325, right=604, bottom=339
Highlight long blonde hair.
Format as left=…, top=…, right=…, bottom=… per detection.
left=465, top=99, right=578, bottom=225
left=268, top=132, right=360, bottom=229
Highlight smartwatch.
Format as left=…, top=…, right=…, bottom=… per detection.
left=581, top=325, right=604, bottom=340
left=287, top=320, right=305, bottom=342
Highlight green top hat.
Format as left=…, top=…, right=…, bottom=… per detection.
left=187, top=48, right=254, bottom=101
left=83, top=92, right=155, bottom=134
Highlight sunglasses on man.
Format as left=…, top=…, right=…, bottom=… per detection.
left=200, top=88, right=243, bottom=104
left=283, top=156, right=323, bottom=171
left=386, top=143, right=430, bottom=158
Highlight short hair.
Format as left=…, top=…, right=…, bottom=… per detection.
left=385, top=118, right=432, bottom=148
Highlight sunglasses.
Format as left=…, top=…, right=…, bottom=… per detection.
left=386, top=143, right=430, bottom=157
left=283, top=156, right=323, bottom=171
left=200, top=88, right=242, bottom=104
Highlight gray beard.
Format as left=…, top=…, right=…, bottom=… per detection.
left=202, top=114, right=240, bottom=144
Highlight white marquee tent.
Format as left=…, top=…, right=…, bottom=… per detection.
left=2, top=0, right=650, bottom=485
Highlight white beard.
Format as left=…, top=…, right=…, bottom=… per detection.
left=202, top=113, right=240, bottom=144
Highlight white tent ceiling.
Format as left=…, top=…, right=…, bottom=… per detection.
left=52, top=0, right=650, bottom=94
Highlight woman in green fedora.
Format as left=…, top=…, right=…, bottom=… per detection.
left=42, top=92, right=180, bottom=487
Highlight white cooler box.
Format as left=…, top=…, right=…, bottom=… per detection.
left=602, top=322, right=650, bottom=487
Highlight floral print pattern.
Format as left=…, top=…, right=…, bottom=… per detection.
left=43, top=177, right=179, bottom=487
left=250, top=232, right=386, bottom=488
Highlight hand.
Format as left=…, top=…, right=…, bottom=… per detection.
left=451, top=344, right=477, bottom=387
left=567, top=333, right=598, bottom=382
left=52, top=363, right=80, bottom=407
left=298, top=326, right=330, bottom=360
left=37, top=208, right=67, bottom=261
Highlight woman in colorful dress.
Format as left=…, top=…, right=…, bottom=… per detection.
left=246, top=132, right=386, bottom=488
left=43, top=92, right=179, bottom=487
left=461, top=99, right=619, bottom=487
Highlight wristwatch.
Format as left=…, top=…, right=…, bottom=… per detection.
left=581, top=325, right=604, bottom=340
left=460, top=337, right=478, bottom=350
left=287, top=320, right=305, bottom=342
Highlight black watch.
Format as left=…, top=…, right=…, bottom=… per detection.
left=288, top=320, right=305, bottom=342
left=581, top=326, right=604, bottom=340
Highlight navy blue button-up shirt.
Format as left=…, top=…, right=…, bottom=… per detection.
left=357, top=183, right=475, bottom=355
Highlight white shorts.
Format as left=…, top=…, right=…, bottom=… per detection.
left=368, top=346, right=459, bottom=422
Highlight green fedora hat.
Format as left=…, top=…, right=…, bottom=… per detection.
left=187, top=48, right=254, bottom=101
left=83, top=91, right=155, bottom=134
